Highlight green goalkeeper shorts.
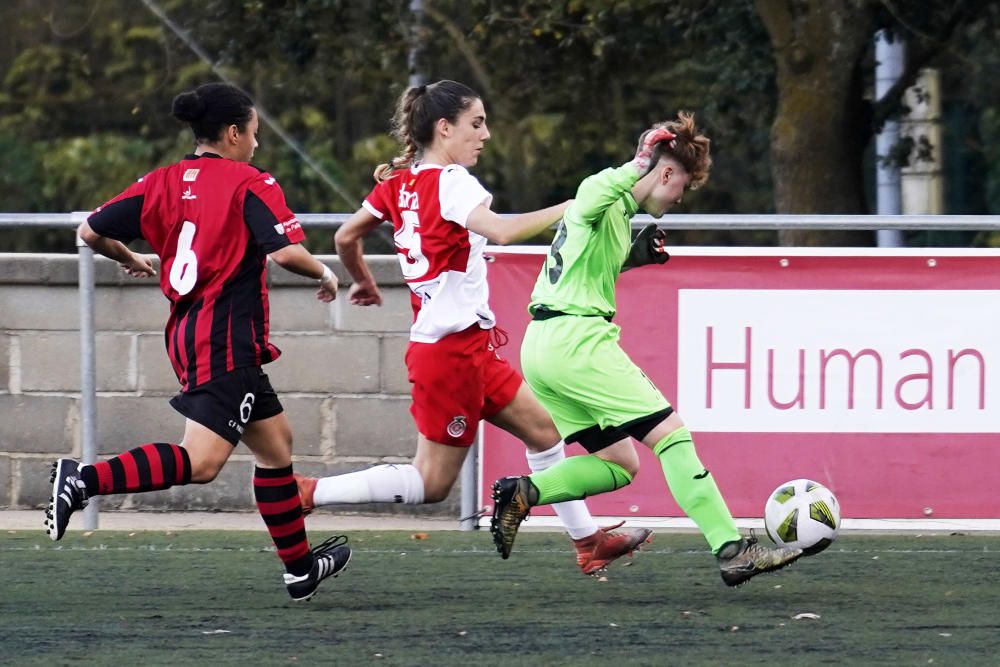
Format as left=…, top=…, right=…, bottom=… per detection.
left=520, top=314, right=670, bottom=439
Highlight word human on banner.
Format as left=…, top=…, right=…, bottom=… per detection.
left=678, top=290, right=996, bottom=433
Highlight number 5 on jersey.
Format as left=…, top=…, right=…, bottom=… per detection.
left=170, top=220, right=198, bottom=295
left=395, top=210, right=430, bottom=279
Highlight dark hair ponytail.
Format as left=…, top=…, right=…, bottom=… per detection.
left=374, top=80, right=479, bottom=182
left=172, top=83, right=255, bottom=143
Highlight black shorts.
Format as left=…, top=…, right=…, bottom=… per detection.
left=169, top=367, right=284, bottom=446
left=567, top=407, right=675, bottom=453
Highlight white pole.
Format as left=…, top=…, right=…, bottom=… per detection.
left=74, top=212, right=98, bottom=530
left=875, top=30, right=905, bottom=247
left=901, top=69, right=945, bottom=215
left=408, top=0, right=425, bottom=88
left=459, top=435, right=479, bottom=531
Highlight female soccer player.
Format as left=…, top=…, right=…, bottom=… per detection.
left=295, top=80, right=651, bottom=575
left=47, top=82, right=350, bottom=601
left=490, top=113, right=803, bottom=586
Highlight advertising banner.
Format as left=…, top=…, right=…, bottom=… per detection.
left=479, top=248, right=1000, bottom=521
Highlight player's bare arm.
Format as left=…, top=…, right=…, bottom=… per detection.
left=77, top=221, right=156, bottom=277
left=334, top=208, right=383, bottom=306
left=465, top=199, right=571, bottom=246
left=268, top=243, right=338, bottom=302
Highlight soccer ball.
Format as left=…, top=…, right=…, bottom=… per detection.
left=764, top=479, right=841, bottom=556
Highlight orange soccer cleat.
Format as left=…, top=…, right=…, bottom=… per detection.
left=294, top=472, right=318, bottom=516
left=573, top=521, right=653, bottom=575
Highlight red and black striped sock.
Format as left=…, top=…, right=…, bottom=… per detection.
left=79, top=443, right=191, bottom=496
left=254, top=465, right=313, bottom=576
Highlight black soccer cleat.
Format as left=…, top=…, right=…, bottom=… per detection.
left=490, top=476, right=534, bottom=560
left=717, top=531, right=802, bottom=587
left=284, top=535, right=352, bottom=602
left=45, top=458, right=90, bottom=541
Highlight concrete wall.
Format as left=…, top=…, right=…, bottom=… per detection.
left=0, top=253, right=461, bottom=518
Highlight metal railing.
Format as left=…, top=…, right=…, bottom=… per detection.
left=5, top=212, right=1000, bottom=230
left=4, top=211, right=1000, bottom=531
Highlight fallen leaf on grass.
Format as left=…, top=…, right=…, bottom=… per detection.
left=793, top=613, right=821, bottom=620
left=201, top=629, right=231, bottom=635
left=410, top=532, right=429, bottom=540
left=82, top=531, right=94, bottom=537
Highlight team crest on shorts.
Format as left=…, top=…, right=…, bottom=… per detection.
left=447, top=415, right=467, bottom=438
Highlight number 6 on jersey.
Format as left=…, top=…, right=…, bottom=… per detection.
left=169, top=220, right=199, bottom=295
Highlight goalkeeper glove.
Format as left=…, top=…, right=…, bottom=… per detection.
left=621, top=223, right=670, bottom=272
left=631, top=128, right=677, bottom=174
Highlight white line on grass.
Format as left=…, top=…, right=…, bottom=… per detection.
left=0, top=545, right=994, bottom=555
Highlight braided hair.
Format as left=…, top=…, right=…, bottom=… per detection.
left=374, top=80, right=480, bottom=182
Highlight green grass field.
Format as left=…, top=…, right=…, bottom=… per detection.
left=2, top=529, right=999, bottom=666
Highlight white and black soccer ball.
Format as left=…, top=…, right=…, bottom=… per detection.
left=764, top=479, right=841, bottom=556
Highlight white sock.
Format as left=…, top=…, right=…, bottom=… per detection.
left=313, top=464, right=425, bottom=505
left=526, top=442, right=598, bottom=540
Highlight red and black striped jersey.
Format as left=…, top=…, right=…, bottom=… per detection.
left=88, top=152, right=306, bottom=390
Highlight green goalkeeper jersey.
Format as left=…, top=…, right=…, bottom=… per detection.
left=528, top=164, right=640, bottom=317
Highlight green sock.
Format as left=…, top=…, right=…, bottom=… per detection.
left=654, top=427, right=740, bottom=553
left=528, top=455, right=633, bottom=505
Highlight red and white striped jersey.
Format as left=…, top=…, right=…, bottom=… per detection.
left=363, top=163, right=496, bottom=343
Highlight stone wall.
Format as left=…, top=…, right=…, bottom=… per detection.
left=0, top=253, right=461, bottom=517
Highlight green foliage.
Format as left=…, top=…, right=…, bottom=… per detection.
left=40, top=134, right=159, bottom=210
left=0, top=0, right=997, bottom=250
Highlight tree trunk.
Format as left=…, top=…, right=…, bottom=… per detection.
left=756, top=0, right=877, bottom=245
